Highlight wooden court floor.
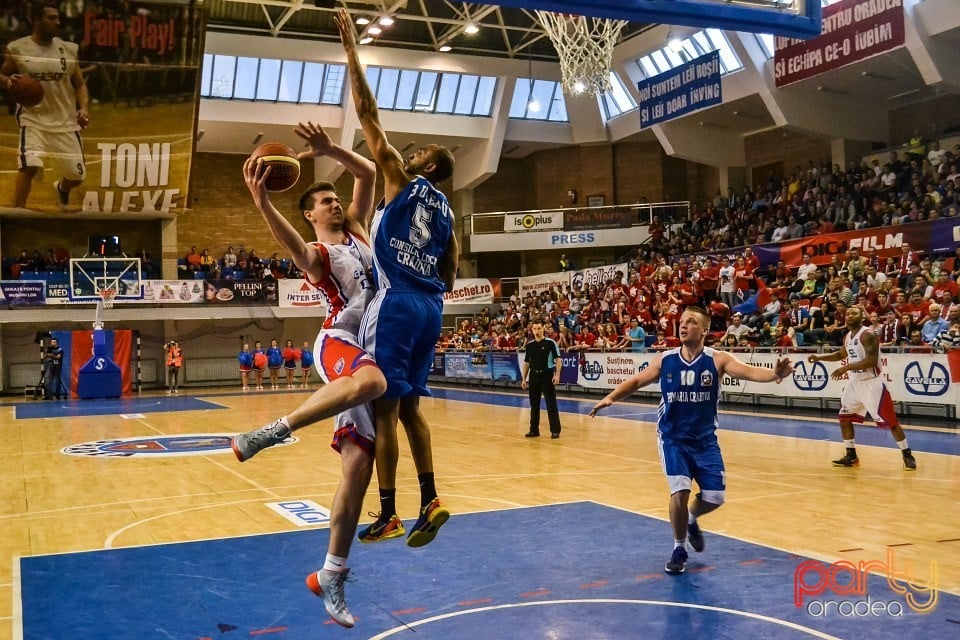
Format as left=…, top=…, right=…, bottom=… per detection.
left=1, top=386, right=958, bottom=639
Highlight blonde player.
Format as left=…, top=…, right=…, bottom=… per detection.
left=808, top=305, right=917, bottom=470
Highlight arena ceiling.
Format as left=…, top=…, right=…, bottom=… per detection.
left=208, top=0, right=650, bottom=60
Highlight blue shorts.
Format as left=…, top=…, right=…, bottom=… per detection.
left=657, top=434, right=726, bottom=496
left=360, top=289, right=442, bottom=398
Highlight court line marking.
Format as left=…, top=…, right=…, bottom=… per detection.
left=11, top=554, right=23, bottom=640
left=365, top=599, right=843, bottom=640
left=589, top=498, right=960, bottom=597
left=426, top=387, right=958, bottom=435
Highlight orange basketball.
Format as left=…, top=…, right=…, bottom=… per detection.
left=250, top=142, right=301, bottom=192
left=8, top=75, right=44, bottom=108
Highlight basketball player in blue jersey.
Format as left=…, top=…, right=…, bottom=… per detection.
left=589, top=307, right=793, bottom=575
left=337, top=9, right=459, bottom=548
left=807, top=305, right=916, bottom=470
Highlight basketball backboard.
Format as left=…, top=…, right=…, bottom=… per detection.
left=69, top=257, right=143, bottom=302
left=485, top=0, right=821, bottom=39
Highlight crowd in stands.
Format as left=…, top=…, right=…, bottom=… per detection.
left=441, top=139, right=960, bottom=355
left=440, top=242, right=960, bottom=355
left=656, top=142, right=960, bottom=257
left=2, top=247, right=156, bottom=279
left=179, top=245, right=303, bottom=282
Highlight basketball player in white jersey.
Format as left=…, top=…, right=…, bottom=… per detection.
left=0, top=2, right=89, bottom=210
left=808, top=305, right=917, bottom=470
left=233, top=121, right=386, bottom=628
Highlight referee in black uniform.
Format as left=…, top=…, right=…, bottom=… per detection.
left=521, top=320, right=562, bottom=438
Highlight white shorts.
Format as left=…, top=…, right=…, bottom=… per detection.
left=18, top=126, right=86, bottom=181
left=312, top=328, right=379, bottom=454
left=839, top=376, right=898, bottom=427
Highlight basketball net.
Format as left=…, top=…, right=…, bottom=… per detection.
left=95, top=288, right=115, bottom=329
left=535, top=11, right=628, bottom=96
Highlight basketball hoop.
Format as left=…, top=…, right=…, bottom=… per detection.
left=97, top=288, right=116, bottom=309
left=535, top=11, right=628, bottom=96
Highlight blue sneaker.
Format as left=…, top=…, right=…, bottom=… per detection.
left=406, top=497, right=449, bottom=548
left=665, top=546, right=688, bottom=575
left=687, top=521, right=705, bottom=552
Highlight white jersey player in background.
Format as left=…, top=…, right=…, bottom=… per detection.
left=808, top=305, right=917, bottom=470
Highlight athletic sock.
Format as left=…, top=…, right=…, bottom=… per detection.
left=896, top=438, right=909, bottom=450
left=379, top=488, right=397, bottom=519
left=674, top=539, right=686, bottom=549
left=842, top=439, right=856, bottom=455
left=418, top=472, right=437, bottom=509
left=688, top=513, right=697, bottom=525
left=323, top=553, right=347, bottom=573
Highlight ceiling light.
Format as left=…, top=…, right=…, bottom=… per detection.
left=528, top=99, right=541, bottom=113
left=367, top=25, right=382, bottom=35
left=464, top=23, right=479, bottom=35
left=356, top=17, right=370, bottom=26
left=572, top=80, right=586, bottom=94
left=359, top=36, right=374, bottom=45
left=378, top=16, right=394, bottom=26
left=438, top=44, right=452, bottom=52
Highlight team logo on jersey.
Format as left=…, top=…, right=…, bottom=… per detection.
left=334, top=357, right=346, bottom=375
left=792, top=361, right=828, bottom=392
left=700, top=371, right=713, bottom=387
left=903, top=361, right=949, bottom=396
left=61, top=434, right=298, bottom=458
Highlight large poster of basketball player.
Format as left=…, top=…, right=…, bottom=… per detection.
left=0, top=0, right=204, bottom=214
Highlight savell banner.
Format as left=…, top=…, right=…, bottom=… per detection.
left=774, top=0, right=905, bottom=88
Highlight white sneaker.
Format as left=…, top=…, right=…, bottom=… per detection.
left=305, top=569, right=354, bottom=628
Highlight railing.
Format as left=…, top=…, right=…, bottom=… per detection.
left=464, top=201, right=690, bottom=236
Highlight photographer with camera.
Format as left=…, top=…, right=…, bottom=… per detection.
left=42, top=338, right=64, bottom=400
left=164, top=340, right=183, bottom=395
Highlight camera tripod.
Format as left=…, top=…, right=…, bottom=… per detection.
left=39, top=363, right=68, bottom=400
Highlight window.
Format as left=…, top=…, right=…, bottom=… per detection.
left=631, top=28, right=743, bottom=82
left=598, top=72, right=637, bottom=121
left=200, top=54, right=345, bottom=104
left=508, top=78, right=569, bottom=122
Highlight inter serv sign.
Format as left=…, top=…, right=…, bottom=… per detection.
left=503, top=212, right=564, bottom=232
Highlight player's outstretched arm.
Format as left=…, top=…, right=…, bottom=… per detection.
left=294, top=121, right=376, bottom=234
left=589, top=355, right=662, bottom=417
left=719, top=351, right=793, bottom=382
left=242, top=157, right=323, bottom=280
left=335, top=9, right=407, bottom=203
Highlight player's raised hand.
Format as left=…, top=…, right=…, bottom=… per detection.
left=242, top=156, right=271, bottom=201
left=334, top=8, right=357, bottom=49
left=294, top=121, right=334, bottom=159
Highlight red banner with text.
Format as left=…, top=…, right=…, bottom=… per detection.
left=774, top=0, right=905, bottom=88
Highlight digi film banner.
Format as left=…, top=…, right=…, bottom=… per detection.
left=0, top=0, right=205, bottom=214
